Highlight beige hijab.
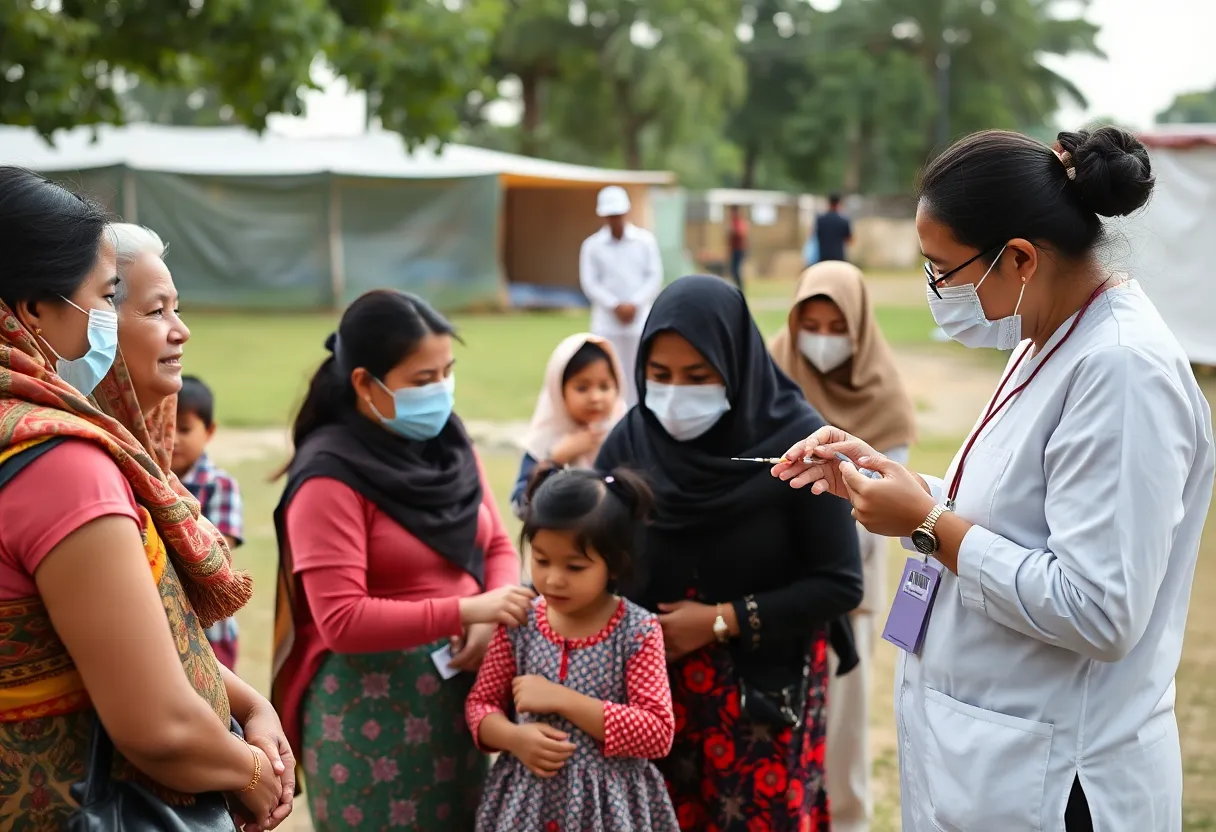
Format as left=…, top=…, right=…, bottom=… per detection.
left=523, top=333, right=628, bottom=467
left=769, top=261, right=917, bottom=452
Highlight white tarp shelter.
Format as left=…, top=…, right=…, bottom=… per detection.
left=1124, top=125, right=1216, bottom=365
left=0, top=124, right=677, bottom=310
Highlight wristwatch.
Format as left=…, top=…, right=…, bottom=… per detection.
left=911, top=505, right=949, bottom=556
left=712, top=605, right=731, bottom=643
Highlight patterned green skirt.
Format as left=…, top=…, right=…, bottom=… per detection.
left=300, top=641, right=487, bottom=830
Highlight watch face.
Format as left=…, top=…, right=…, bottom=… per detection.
left=911, top=529, right=936, bottom=555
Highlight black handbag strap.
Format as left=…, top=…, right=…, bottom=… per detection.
left=76, top=716, right=118, bottom=806
left=0, top=436, right=68, bottom=489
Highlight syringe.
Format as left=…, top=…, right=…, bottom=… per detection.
left=730, top=452, right=882, bottom=480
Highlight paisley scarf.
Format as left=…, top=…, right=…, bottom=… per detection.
left=0, top=300, right=251, bottom=626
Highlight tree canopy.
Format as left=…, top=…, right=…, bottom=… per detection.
left=1, top=0, right=1123, bottom=195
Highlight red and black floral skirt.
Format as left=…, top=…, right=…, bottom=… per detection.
left=661, top=636, right=831, bottom=832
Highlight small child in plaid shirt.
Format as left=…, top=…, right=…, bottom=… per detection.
left=172, top=375, right=244, bottom=671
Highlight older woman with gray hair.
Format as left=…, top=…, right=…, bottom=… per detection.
left=103, top=222, right=299, bottom=827
left=108, top=223, right=189, bottom=414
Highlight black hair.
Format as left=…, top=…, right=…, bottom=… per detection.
left=828, top=193, right=842, bottom=206
left=177, top=375, right=215, bottom=428
left=562, top=341, right=617, bottom=388
left=918, top=126, right=1154, bottom=263
left=279, top=290, right=457, bottom=475
left=520, top=466, right=653, bottom=590
left=0, top=167, right=110, bottom=313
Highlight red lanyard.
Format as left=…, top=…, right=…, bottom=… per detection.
left=945, top=280, right=1112, bottom=509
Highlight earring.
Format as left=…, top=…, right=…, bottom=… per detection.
left=33, top=327, right=41, bottom=336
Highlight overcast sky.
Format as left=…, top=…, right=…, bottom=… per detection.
left=268, top=0, right=1215, bottom=138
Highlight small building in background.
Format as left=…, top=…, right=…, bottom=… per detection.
left=685, top=189, right=923, bottom=281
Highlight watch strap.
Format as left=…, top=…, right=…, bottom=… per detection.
left=917, top=504, right=947, bottom=536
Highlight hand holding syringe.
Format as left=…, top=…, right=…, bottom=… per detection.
left=731, top=452, right=882, bottom=479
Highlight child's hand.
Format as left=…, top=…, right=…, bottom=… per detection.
left=508, top=723, right=576, bottom=779
left=512, top=674, right=569, bottom=716
left=550, top=429, right=606, bottom=466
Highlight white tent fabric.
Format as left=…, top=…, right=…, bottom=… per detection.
left=1120, top=127, right=1216, bottom=365
left=0, top=124, right=674, bottom=184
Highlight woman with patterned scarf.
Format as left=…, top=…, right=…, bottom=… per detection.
left=0, top=168, right=287, bottom=831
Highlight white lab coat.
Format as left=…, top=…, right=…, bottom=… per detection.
left=896, top=281, right=1214, bottom=832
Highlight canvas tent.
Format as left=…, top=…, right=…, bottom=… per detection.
left=0, top=124, right=676, bottom=310
left=1122, top=125, right=1216, bottom=365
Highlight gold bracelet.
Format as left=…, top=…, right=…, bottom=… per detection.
left=240, top=743, right=261, bottom=792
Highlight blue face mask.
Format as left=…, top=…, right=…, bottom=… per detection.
left=372, top=375, right=456, bottom=441
left=41, top=298, right=119, bottom=396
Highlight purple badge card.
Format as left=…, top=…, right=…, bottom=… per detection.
left=881, top=557, right=943, bottom=655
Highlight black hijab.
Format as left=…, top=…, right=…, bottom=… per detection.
left=599, top=274, right=827, bottom=532
left=277, top=401, right=485, bottom=585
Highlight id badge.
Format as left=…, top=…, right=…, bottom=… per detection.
left=881, top=558, right=942, bottom=655
left=430, top=644, right=460, bottom=680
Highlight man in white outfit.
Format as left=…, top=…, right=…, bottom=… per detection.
left=579, top=186, right=664, bottom=407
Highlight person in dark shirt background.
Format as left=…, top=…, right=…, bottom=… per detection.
left=727, top=205, right=747, bottom=291
left=813, top=193, right=853, bottom=263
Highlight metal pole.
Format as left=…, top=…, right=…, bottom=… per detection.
left=328, top=176, right=346, bottom=310
left=121, top=168, right=138, bottom=222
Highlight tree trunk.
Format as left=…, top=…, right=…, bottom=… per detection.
left=843, top=119, right=863, bottom=194
left=519, top=71, right=541, bottom=157
left=623, top=125, right=643, bottom=169
left=741, top=140, right=759, bottom=190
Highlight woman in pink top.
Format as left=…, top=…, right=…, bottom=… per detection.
left=271, top=289, right=532, bottom=831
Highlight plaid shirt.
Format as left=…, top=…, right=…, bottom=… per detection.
left=181, top=452, right=244, bottom=643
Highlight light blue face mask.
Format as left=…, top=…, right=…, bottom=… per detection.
left=41, top=297, right=119, bottom=396
left=373, top=375, right=456, bottom=441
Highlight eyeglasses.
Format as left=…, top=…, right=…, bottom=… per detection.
left=924, top=245, right=1002, bottom=299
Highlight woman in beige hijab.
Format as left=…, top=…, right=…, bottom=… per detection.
left=769, top=261, right=916, bottom=832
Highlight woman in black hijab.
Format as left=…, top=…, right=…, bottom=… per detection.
left=596, top=275, right=862, bottom=832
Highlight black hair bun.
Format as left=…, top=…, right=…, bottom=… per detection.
left=324, top=332, right=338, bottom=353
left=1057, top=126, right=1155, bottom=218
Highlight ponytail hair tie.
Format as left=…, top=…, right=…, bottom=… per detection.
left=1054, top=148, right=1078, bottom=181
left=601, top=472, right=635, bottom=510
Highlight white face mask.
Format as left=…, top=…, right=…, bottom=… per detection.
left=645, top=381, right=730, bottom=442
left=797, top=332, right=852, bottom=373
left=926, top=244, right=1025, bottom=350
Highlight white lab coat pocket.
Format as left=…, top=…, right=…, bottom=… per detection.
left=949, top=441, right=1012, bottom=528
left=920, top=687, right=1053, bottom=832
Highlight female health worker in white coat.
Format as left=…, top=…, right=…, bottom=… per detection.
left=773, top=125, right=1215, bottom=832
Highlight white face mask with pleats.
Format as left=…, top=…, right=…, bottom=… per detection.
left=926, top=244, right=1025, bottom=351
left=797, top=332, right=852, bottom=373
left=644, top=381, right=730, bottom=441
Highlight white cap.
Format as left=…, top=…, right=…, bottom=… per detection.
left=596, top=186, right=631, bottom=218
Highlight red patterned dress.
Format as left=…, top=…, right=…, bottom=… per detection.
left=466, top=597, right=680, bottom=831
left=663, top=633, right=832, bottom=832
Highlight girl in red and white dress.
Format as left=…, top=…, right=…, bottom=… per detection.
left=466, top=467, right=679, bottom=832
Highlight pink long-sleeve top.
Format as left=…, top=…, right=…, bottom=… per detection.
left=275, top=452, right=520, bottom=751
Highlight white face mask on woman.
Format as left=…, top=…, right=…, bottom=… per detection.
left=645, top=381, right=731, bottom=441
left=797, top=332, right=852, bottom=373
left=926, top=244, right=1025, bottom=350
